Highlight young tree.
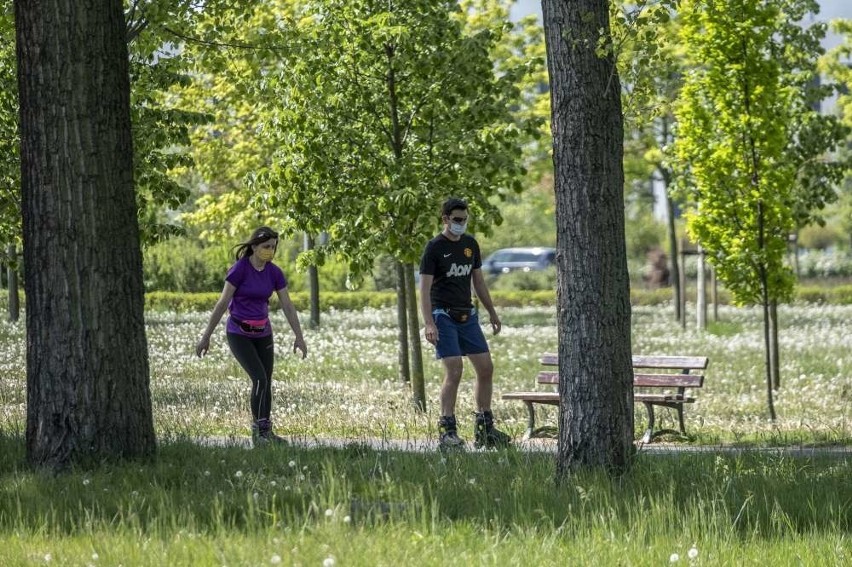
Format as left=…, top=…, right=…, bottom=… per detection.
left=16, top=0, right=155, bottom=468
left=672, top=0, right=848, bottom=419
left=542, top=0, right=634, bottom=477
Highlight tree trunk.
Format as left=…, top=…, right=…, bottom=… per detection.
left=7, top=243, right=19, bottom=322
left=760, top=275, right=777, bottom=421
left=304, top=233, right=320, bottom=329
left=404, top=264, right=426, bottom=411
left=395, top=261, right=410, bottom=384
left=662, top=174, right=681, bottom=323
left=696, top=246, right=706, bottom=330
left=769, top=299, right=780, bottom=390
left=543, top=0, right=634, bottom=478
left=16, top=0, right=155, bottom=469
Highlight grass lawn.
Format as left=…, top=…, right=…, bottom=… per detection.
left=0, top=303, right=850, bottom=565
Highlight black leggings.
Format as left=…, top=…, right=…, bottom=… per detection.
left=227, top=333, right=275, bottom=421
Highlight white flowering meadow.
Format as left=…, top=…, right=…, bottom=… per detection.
left=1, top=302, right=850, bottom=444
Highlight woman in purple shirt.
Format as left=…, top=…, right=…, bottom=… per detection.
left=196, top=227, right=307, bottom=446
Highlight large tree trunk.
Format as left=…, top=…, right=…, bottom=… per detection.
left=543, top=0, right=634, bottom=478
left=17, top=0, right=155, bottom=469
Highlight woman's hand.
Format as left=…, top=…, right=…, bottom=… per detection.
left=293, top=336, right=308, bottom=359
left=196, top=335, right=210, bottom=358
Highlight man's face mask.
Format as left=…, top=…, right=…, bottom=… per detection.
left=256, top=248, right=275, bottom=262
left=448, top=214, right=468, bottom=236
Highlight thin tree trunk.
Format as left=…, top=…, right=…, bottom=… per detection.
left=304, top=233, right=320, bottom=329
left=769, top=299, right=780, bottom=390
left=7, top=244, right=19, bottom=322
left=395, top=261, right=410, bottom=384
left=543, top=0, right=634, bottom=479
left=404, top=264, right=425, bottom=411
left=17, top=0, right=155, bottom=469
left=666, top=192, right=681, bottom=323
left=696, top=246, right=706, bottom=330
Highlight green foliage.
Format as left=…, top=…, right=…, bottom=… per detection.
left=673, top=0, right=828, bottom=307
left=0, top=3, right=19, bottom=246
left=487, top=268, right=555, bottom=292
left=178, top=0, right=541, bottom=274
left=0, top=1, right=204, bottom=246
left=142, top=236, right=232, bottom=292
left=624, top=210, right=666, bottom=258
left=797, top=223, right=844, bottom=251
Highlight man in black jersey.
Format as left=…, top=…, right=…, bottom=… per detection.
left=419, top=197, right=511, bottom=450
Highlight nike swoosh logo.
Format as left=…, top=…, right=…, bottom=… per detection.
left=443, top=253, right=452, bottom=257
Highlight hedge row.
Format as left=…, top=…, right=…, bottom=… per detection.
left=130, top=285, right=852, bottom=310
left=3, top=286, right=852, bottom=315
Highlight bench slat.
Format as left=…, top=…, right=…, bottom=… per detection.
left=536, top=371, right=704, bottom=388
left=501, top=391, right=559, bottom=404
left=634, top=393, right=696, bottom=403
left=539, top=353, right=708, bottom=370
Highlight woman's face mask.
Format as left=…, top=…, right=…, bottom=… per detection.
left=256, top=247, right=275, bottom=262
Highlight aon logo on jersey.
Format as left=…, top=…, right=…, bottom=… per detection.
left=446, top=263, right=472, bottom=277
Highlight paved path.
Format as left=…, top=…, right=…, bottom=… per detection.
left=196, top=435, right=852, bottom=458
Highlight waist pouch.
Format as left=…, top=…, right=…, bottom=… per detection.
left=237, top=318, right=268, bottom=333
left=446, top=308, right=473, bottom=323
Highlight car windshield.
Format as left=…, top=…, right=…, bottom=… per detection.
left=504, top=252, right=540, bottom=262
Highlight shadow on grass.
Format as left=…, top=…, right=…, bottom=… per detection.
left=1, top=431, right=849, bottom=540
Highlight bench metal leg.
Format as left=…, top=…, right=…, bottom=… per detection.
left=520, top=402, right=559, bottom=440
left=641, top=402, right=655, bottom=444
left=522, top=402, right=535, bottom=440
left=641, top=401, right=689, bottom=443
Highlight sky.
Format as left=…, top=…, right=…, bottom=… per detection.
left=509, top=0, right=851, bottom=52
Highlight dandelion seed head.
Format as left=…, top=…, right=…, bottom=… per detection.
left=270, top=554, right=282, bottom=564
left=688, top=546, right=698, bottom=559
left=670, top=553, right=680, bottom=563
left=323, top=556, right=336, bottom=567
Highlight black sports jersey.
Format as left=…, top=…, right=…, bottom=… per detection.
left=419, top=233, right=482, bottom=310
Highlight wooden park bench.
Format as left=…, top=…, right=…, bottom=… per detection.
left=502, top=353, right=708, bottom=443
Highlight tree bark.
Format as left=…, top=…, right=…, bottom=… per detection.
left=404, top=264, right=426, bottom=411
left=395, top=261, right=410, bottom=384
left=769, top=299, right=780, bottom=390
left=660, top=167, right=681, bottom=323
left=543, top=0, right=634, bottom=478
left=304, top=233, right=320, bottom=329
left=17, top=0, right=155, bottom=469
left=7, top=243, right=19, bottom=322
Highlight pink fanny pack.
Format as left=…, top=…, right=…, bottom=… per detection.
left=236, top=318, right=268, bottom=333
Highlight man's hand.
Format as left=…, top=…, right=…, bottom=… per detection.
left=490, top=315, right=502, bottom=336
left=424, top=321, right=438, bottom=345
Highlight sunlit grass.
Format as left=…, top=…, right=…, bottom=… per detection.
left=0, top=435, right=849, bottom=566
left=1, top=304, right=851, bottom=564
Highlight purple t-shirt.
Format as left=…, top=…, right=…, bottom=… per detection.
left=225, top=257, right=288, bottom=337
